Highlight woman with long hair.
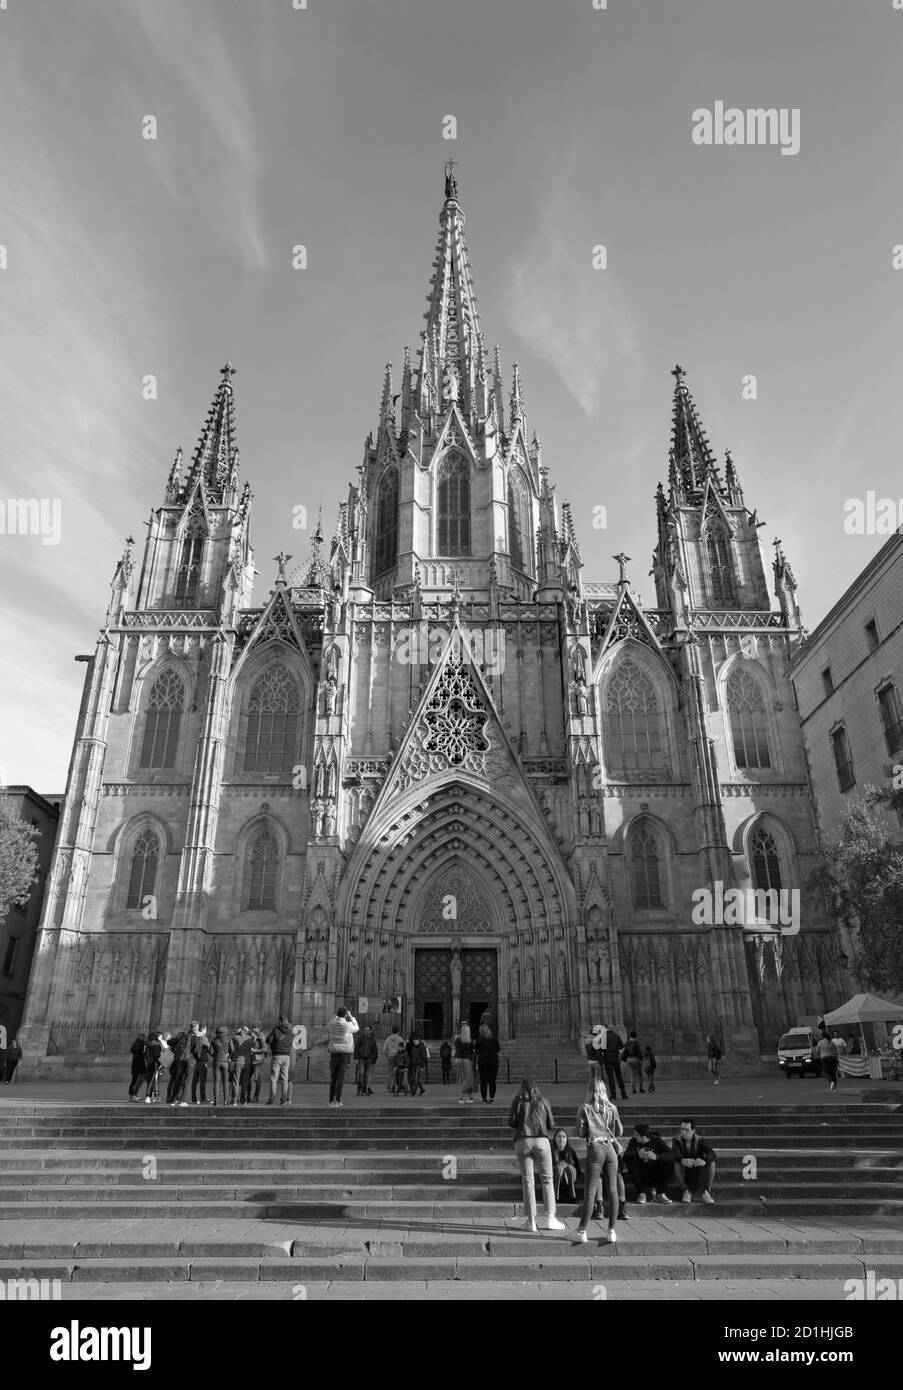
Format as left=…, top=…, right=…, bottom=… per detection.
left=574, top=1076, right=623, bottom=1245
left=507, top=1078, right=566, bottom=1233
left=453, top=1021, right=475, bottom=1104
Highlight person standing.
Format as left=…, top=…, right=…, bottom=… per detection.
left=354, top=1025, right=378, bottom=1095
left=3, top=1036, right=22, bottom=1085
left=672, top=1118, right=716, bottom=1204
left=211, top=1026, right=231, bottom=1107
left=127, top=1034, right=147, bottom=1099
left=383, top=1026, right=407, bottom=1093
left=602, top=1024, right=628, bottom=1100
left=0, top=1021, right=6, bottom=1083
left=392, top=1042, right=411, bottom=1095
left=229, top=1026, right=252, bottom=1105
left=705, top=1034, right=722, bottom=1084
left=573, top=1077, right=623, bottom=1246
left=623, top=1122, right=674, bottom=1205
left=454, top=1021, right=476, bottom=1104
left=409, top=1033, right=429, bottom=1096
left=642, top=1045, right=657, bottom=1093
left=440, top=1039, right=453, bottom=1084
left=816, top=1032, right=840, bottom=1091
left=169, top=1026, right=199, bottom=1106
left=507, top=1079, right=566, bottom=1233
left=475, top=1024, right=501, bottom=1103
left=327, top=1006, right=359, bottom=1107
left=266, top=1016, right=295, bottom=1105
left=191, top=1026, right=210, bottom=1104
left=623, top=1031, right=645, bottom=1094
left=249, top=1023, right=267, bottom=1103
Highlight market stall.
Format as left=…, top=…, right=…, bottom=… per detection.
left=824, top=992, right=903, bottom=1080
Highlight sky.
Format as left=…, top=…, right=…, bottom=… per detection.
left=1, top=0, right=901, bottom=790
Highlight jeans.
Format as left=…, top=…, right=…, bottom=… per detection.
left=580, top=1141, right=620, bottom=1230
left=457, top=1058, right=475, bottom=1096
left=329, top=1053, right=350, bottom=1102
left=175, top=1058, right=196, bottom=1104
left=410, top=1063, right=425, bottom=1093
left=230, top=1058, right=247, bottom=1103
left=357, top=1059, right=373, bottom=1092
left=603, top=1056, right=627, bottom=1098
left=250, top=1063, right=264, bottom=1100
left=191, top=1062, right=208, bottom=1103
left=441, top=1065, right=451, bottom=1085
left=554, top=1161, right=577, bottom=1201
left=478, top=1059, right=498, bottom=1100
left=822, top=1056, right=839, bottom=1085
left=270, top=1053, right=291, bottom=1102
left=515, top=1137, right=556, bottom=1221
left=128, top=1062, right=145, bottom=1097
left=213, top=1062, right=230, bottom=1106
left=675, top=1159, right=716, bottom=1194
left=626, top=1057, right=644, bottom=1091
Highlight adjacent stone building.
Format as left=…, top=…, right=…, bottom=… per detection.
left=19, top=169, right=845, bottom=1072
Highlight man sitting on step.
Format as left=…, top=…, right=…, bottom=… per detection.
left=623, top=1123, right=675, bottom=1204
left=671, top=1118, right=716, bottom=1204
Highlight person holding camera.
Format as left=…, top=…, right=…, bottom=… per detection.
left=327, top=1005, right=359, bottom=1107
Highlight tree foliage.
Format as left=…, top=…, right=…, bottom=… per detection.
left=0, top=792, right=41, bottom=922
left=808, top=787, right=903, bottom=995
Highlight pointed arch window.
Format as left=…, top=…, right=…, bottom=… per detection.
left=630, top=822, right=664, bottom=911
left=245, top=826, right=279, bottom=910
left=126, top=829, right=160, bottom=909
left=243, top=664, right=302, bottom=774
left=606, top=660, right=664, bottom=771
left=374, top=468, right=399, bottom=576
left=508, top=470, right=533, bottom=575
left=140, top=669, right=184, bottom=769
left=704, top=523, right=737, bottom=606
left=726, top=666, right=771, bottom=769
left=437, top=453, right=470, bottom=556
left=175, top=512, right=206, bottom=607
left=751, top=826, right=782, bottom=894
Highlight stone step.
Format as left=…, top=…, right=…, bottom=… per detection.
left=0, top=1134, right=895, bottom=1152
left=0, top=1253, right=897, bottom=1283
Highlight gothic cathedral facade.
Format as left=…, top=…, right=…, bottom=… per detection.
left=21, top=170, right=845, bottom=1069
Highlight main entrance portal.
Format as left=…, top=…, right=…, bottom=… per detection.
left=413, top=948, right=498, bottom=1041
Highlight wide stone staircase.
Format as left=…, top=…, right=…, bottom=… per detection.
left=0, top=1101, right=901, bottom=1293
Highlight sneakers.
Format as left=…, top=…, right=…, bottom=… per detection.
left=702, top=1191, right=715, bottom=1204
left=573, top=1229, right=588, bottom=1243
left=144, top=1097, right=151, bottom=1104
left=605, top=1229, right=618, bottom=1244
left=656, top=1193, right=672, bottom=1204
left=714, top=1078, right=719, bottom=1086
left=637, top=1192, right=647, bottom=1204
left=682, top=1190, right=692, bottom=1204
left=521, top=1218, right=538, bottom=1233
left=328, top=1100, right=336, bottom=1108
left=618, top=1206, right=631, bottom=1223
left=179, top=1102, right=189, bottom=1107
left=546, top=1216, right=566, bottom=1231
left=458, top=1098, right=468, bottom=1104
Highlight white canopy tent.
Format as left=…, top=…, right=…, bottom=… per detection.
left=823, top=993, right=903, bottom=1072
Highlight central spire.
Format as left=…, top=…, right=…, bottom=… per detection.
left=418, top=164, right=485, bottom=418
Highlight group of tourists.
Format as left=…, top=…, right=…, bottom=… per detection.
left=584, top=1022, right=725, bottom=1093
left=451, top=1021, right=501, bottom=1103
left=126, top=1017, right=298, bottom=1105
left=509, top=1075, right=717, bottom=1243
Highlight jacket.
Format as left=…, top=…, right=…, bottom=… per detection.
left=603, top=1030, right=624, bottom=1060
left=453, top=1034, right=474, bottom=1060
left=327, top=1013, right=359, bottom=1054
left=551, top=1141, right=582, bottom=1175
left=624, top=1130, right=671, bottom=1164
left=706, top=1040, right=722, bottom=1060
left=624, top=1037, right=642, bottom=1060
left=643, top=1051, right=657, bottom=1071
left=211, top=1036, right=230, bottom=1067
left=230, top=1033, right=253, bottom=1063
left=672, top=1132, right=716, bottom=1164
left=145, top=1038, right=163, bottom=1067
left=384, top=1032, right=406, bottom=1057
left=439, top=1042, right=452, bottom=1064
left=475, top=1036, right=500, bottom=1065
left=508, top=1095, right=555, bottom=1139
left=130, top=1039, right=147, bottom=1063
left=354, top=1032, right=378, bottom=1062
left=250, top=1033, right=267, bottom=1065
left=576, top=1100, right=623, bottom=1146
left=172, top=1032, right=197, bottom=1063
left=194, top=1034, right=210, bottom=1063
left=268, top=1022, right=294, bottom=1056
left=392, top=1050, right=409, bottom=1073
left=409, top=1042, right=429, bottom=1067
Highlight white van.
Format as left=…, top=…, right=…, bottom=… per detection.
left=777, top=1027, right=822, bottom=1078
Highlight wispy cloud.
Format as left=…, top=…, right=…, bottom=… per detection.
left=503, top=189, right=642, bottom=417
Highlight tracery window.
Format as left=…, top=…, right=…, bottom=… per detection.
left=437, top=453, right=470, bottom=556
left=174, top=513, right=206, bottom=607
left=726, top=666, right=771, bottom=769
left=508, top=471, right=532, bottom=575
left=245, top=827, right=279, bottom=910
left=126, top=829, right=160, bottom=909
left=606, top=660, right=664, bottom=771
left=139, top=669, right=184, bottom=769
left=630, top=822, right=664, bottom=911
left=374, top=468, right=399, bottom=576
left=704, top=524, right=737, bottom=606
left=243, top=664, right=301, bottom=774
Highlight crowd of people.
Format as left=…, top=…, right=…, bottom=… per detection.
left=126, top=1017, right=298, bottom=1105
left=509, top=1075, right=717, bottom=1242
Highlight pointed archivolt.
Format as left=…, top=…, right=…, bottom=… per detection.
left=232, top=584, right=317, bottom=685
left=699, top=476, right=736, bottom=536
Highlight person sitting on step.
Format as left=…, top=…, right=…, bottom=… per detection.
left=623, top=1122, right=675, bottom=1204
left=672, top=1118, right=716, bottom=1204
left=551, top=1127, right=581, bottom=1202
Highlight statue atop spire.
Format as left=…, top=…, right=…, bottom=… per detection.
left=444, top=158, right=459, bottom=202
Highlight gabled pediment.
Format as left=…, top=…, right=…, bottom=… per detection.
left=593, top=587, right=664, bottom=666
left=231, top=584, right=318, bottom=685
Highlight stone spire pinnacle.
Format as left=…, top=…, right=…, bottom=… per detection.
left=418, top=166, right=485, bottom=416
left=669, top=364, right=721, bottom=499
left=509, top=361, right=525, bottom=427
left=179, top=363, right=240, bottom=505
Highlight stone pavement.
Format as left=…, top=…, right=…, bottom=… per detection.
left=59, top=1279, right=853, bottom=1300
